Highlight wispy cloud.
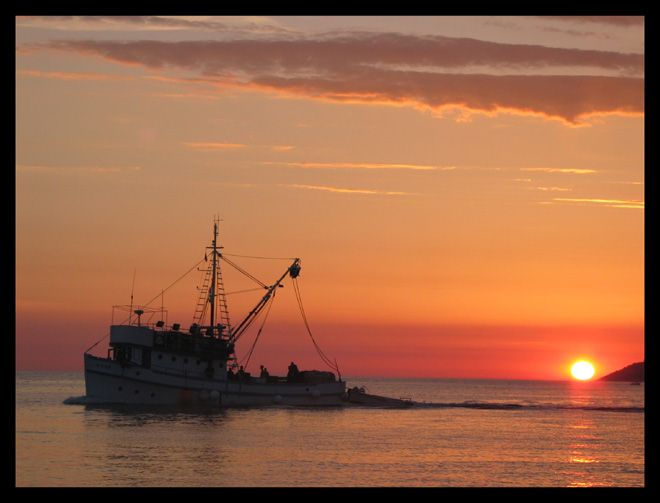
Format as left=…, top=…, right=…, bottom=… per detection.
left=17, top=69, right=133, bottom=81
left=16, top=15, right=295, bottom=35
left=263, top=161, right=450, bottom=170
left=533, top=186, right=572, bottom=192
left=521, top=167, right=597, bottom=174
left=263, top=162, right=598, bottom=174
left=553, top=197, right=644, bottom=209
left=184, top=142, right=246, bottom=149
left=17, top=164, right=141, bottom=174
left=531, top=16, right=644, bottom=27
left=21, top=27, right=643, bottom=126
left=185, top=142, right=294, bottom=151
left=284, top=184, right=417, bottom=196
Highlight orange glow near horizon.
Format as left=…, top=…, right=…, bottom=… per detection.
left=15, top=17, right=644, bottom=379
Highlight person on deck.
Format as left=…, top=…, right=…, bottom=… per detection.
left=287, top=362, right=299, bottom=382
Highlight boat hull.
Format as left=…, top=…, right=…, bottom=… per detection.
left=84, top=354, right=347, bottom=406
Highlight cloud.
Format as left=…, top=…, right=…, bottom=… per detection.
left=17, top=69, right=132, bottom=81
left=554, top=197, right=644, bottom=209
left=16, top=15, right=294, bottom=35
left=263, top=162, right=598, bottom=174
left=532, top=16, right=644, bottom=27
left=24, top=31, right=644, bottom=125
left=284, top=184, right=416, bottom=196
left=263, top=161, right=449, bottom=170
left=184, top=142, right=294, bottom=151
left=17, top=164, right=141, bottom=174
left=184, top=142, right=246, bottom=149
left=521, top=167, right=597, bottom=174
left=533, top=186, right=572, bottom=192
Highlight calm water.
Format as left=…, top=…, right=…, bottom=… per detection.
left=15, top=372, right=644, bottom=487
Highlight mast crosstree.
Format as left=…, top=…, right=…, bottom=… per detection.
left=192, top=219, right=231, bottom=335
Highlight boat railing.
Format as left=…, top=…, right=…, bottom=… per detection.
left=112, top=304, right=168, bottom=329
left=112, top=305, right=233, bottom=338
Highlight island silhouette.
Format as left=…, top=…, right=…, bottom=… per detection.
left=598, top=362, right=644, bottom=382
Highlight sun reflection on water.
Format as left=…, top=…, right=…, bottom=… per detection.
left=561, top=382, right=604, bottom=487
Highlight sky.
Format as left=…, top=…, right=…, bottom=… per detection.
left=15, top=16, right=644, bottom=380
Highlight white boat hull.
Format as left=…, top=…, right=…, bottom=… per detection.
left=85, top=354, right=347, bottom=406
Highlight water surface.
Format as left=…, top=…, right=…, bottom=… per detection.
left=16, top=372, right=644, bottom=487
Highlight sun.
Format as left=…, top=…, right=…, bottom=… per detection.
left=571, top=361, right=595, bottom=380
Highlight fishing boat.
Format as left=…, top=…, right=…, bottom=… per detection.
left=84, top=220, right=347, bottom=406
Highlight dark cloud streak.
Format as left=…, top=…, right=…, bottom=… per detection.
left=27, top=32, right=644, bottom=125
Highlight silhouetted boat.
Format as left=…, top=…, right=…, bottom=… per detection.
left=84, top=220, right=347, bottom=406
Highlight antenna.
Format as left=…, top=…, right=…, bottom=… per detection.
left=130, top=268, right=137, bottom=325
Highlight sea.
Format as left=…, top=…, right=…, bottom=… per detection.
left=15, top=371, right=644, bottom=487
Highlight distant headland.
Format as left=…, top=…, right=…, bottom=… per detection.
left=599, top=362, right=644, bottom=382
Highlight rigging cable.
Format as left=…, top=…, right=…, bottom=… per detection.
left=291, top=276, right=341, bottom=378
left=143, top=256, right=207, bottom=309
left=223, top=253, right=296, bottom=261
left=219, top=255, right=267, bottom=288
left=238, top=289, right=277, bottom=370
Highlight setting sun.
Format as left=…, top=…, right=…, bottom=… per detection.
left=571, top=361, right=595, bottom=380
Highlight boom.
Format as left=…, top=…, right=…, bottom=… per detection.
left=228, top=258, right=301, bottom=344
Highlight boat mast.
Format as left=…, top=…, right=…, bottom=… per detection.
left=209, top=220, right=218, bottom=328
left=192, top=218, right=231, bottom=336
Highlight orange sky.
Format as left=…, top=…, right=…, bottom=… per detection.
left=15, top=16, right=644, bottom=380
